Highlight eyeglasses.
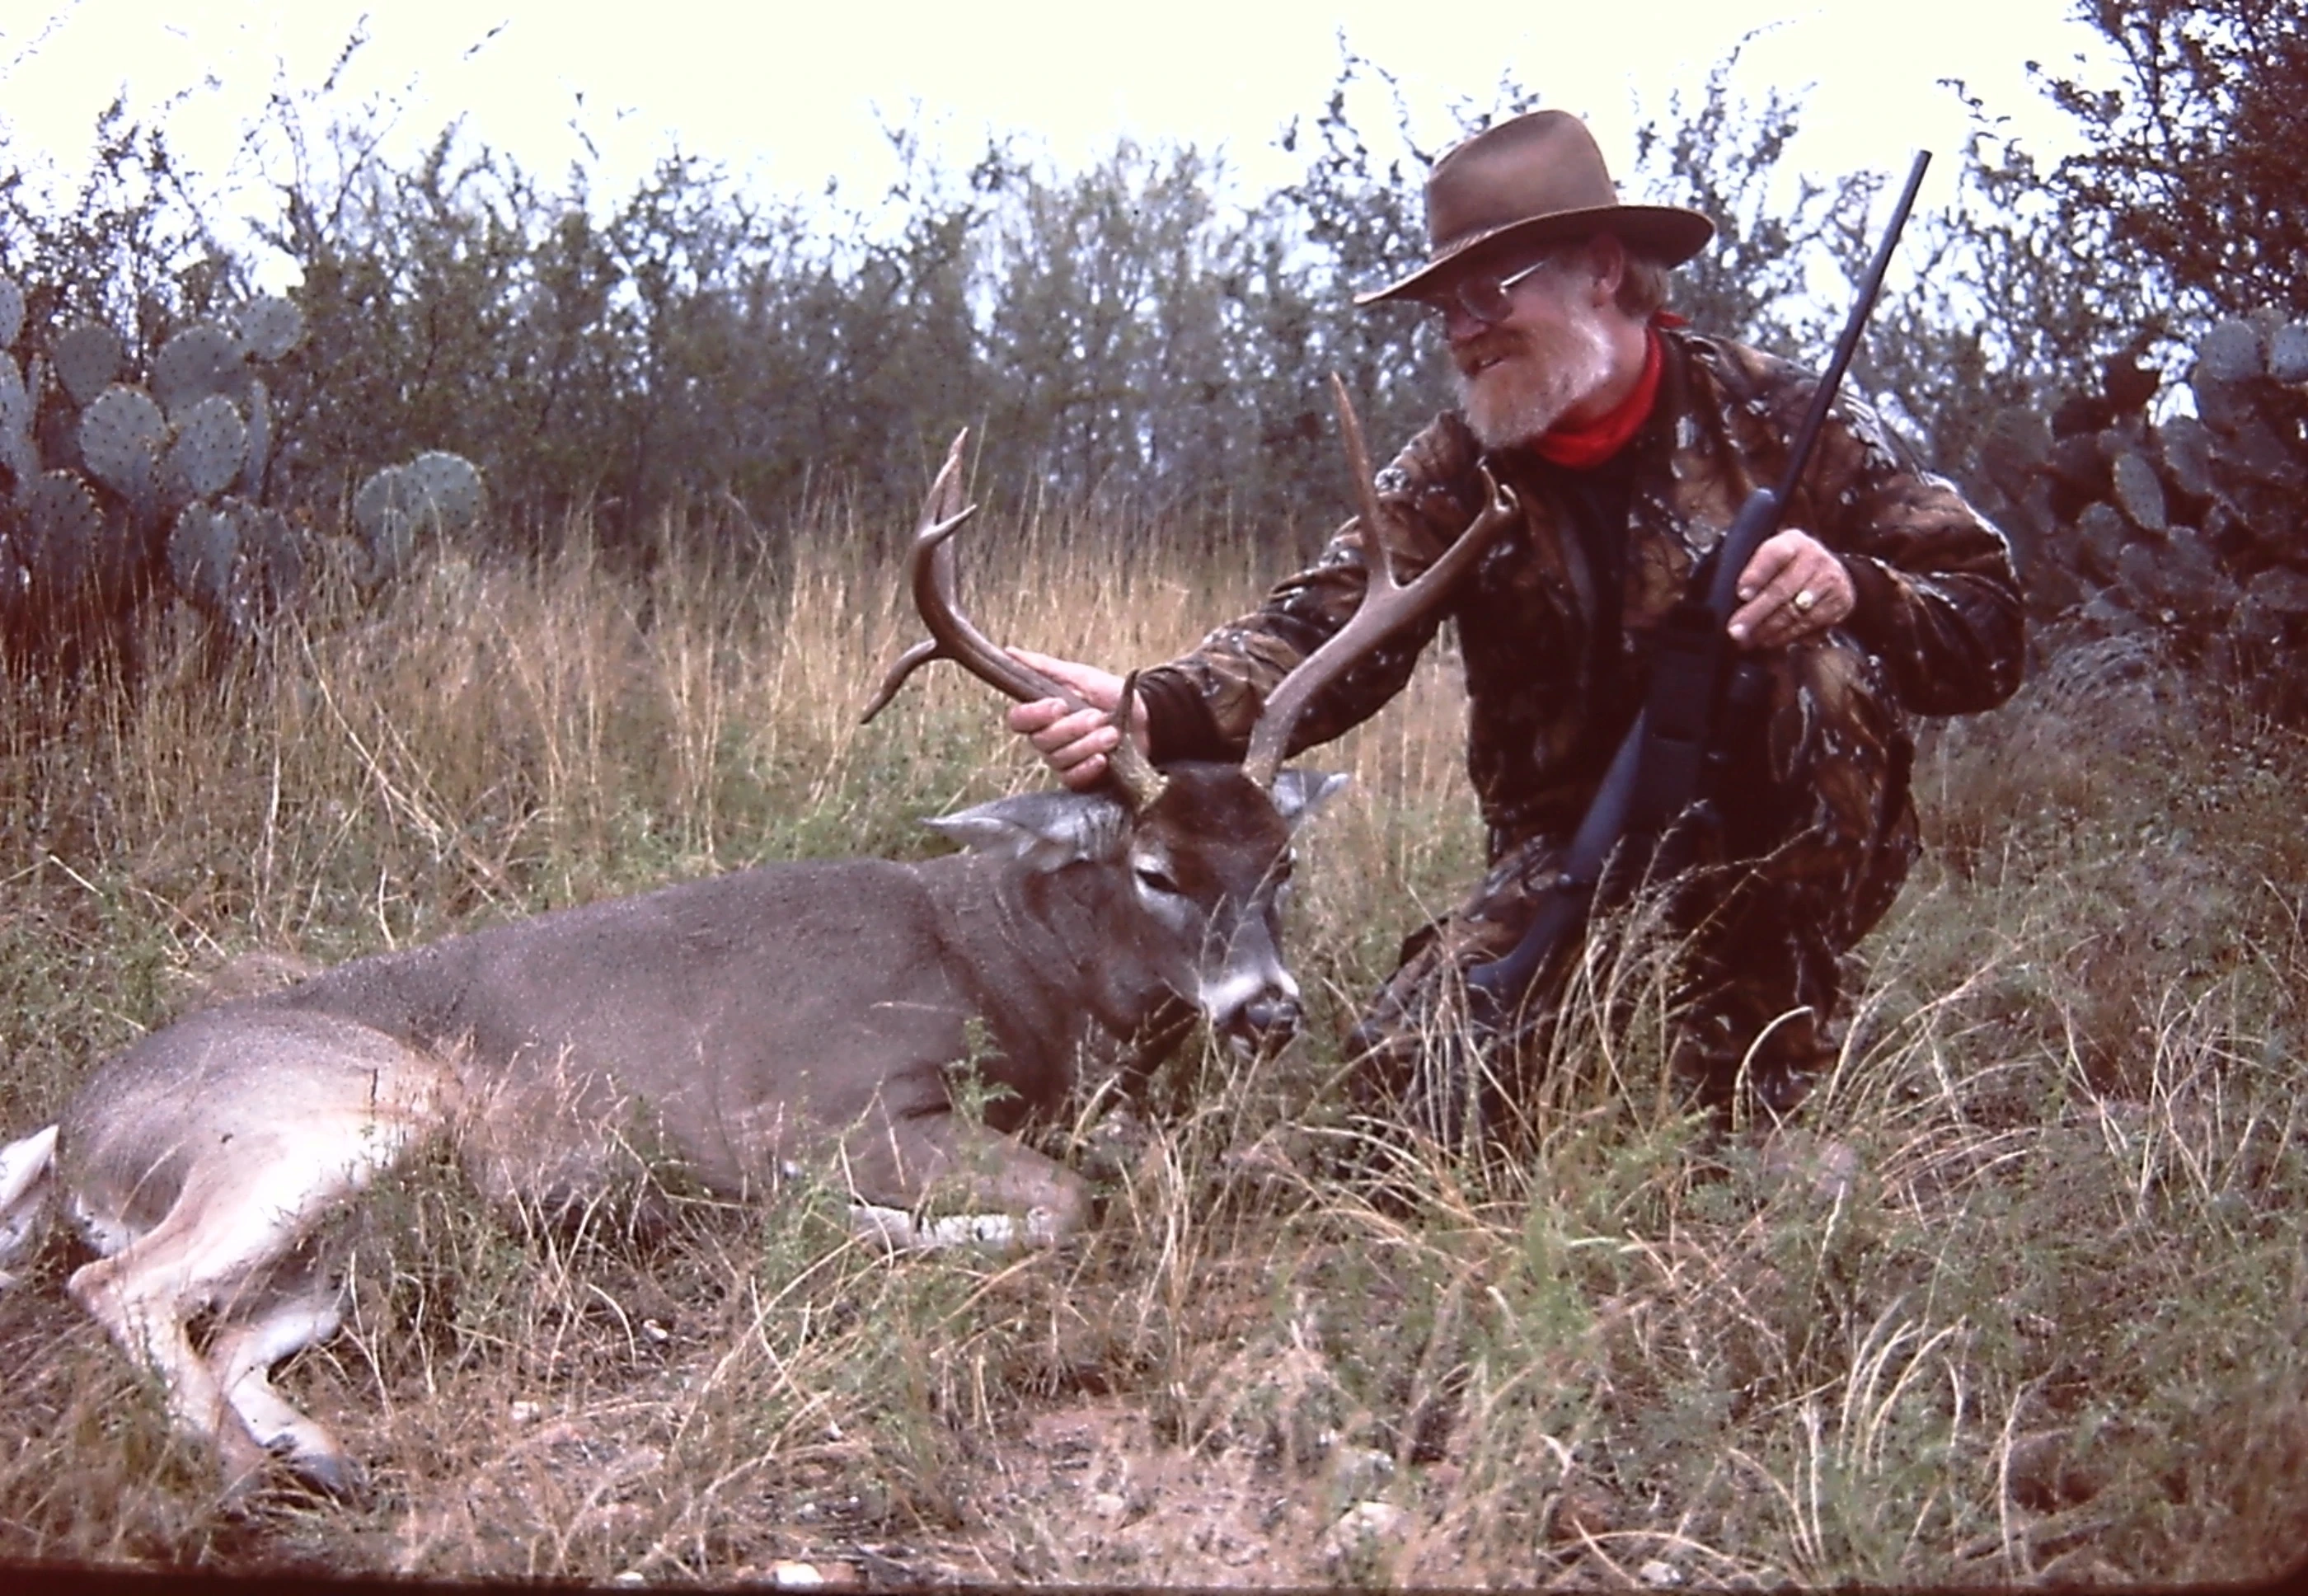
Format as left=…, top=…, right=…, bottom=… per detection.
left=1423, top=256, right=1556, bottom=326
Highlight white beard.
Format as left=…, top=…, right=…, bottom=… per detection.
left=1453, top=302, right=1620, bottom=452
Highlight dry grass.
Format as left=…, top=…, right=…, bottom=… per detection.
left=2, top=523, right=2303, bottom=1587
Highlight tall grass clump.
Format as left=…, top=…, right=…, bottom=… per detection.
left=2, top=514, right=2302, bottom=1585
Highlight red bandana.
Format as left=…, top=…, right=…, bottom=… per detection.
left=1531, top=322, right=1666, bottom=470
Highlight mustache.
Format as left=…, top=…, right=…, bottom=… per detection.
left=1452, top=327, right=1530, bottom=376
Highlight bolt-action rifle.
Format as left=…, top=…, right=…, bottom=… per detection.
left=1457, top=150, right=1933, bottom=1050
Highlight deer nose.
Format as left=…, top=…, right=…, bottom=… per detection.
left=1236, top=990, right=1302, bottom=1049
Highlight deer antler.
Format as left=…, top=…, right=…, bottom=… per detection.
left=862, top=430, right=1169, bottom=810
left=1240, top=376, right=1519, bottom=787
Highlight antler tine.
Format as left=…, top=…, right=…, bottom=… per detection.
left=862, top=429, right=1077, bottom=722
left=1241, top=375, right=1519, bottom=788
left=859, top=428, right=1170, bottom=810
left=857, top=638, right=940, bottom=725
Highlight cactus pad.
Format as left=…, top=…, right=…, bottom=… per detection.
left=2157, top=415, right=2217, bottom=500
left=169, top=496, right=307, bottom=632
left=407, top=450, right=485, bottom=528
left=168, top=500, right=238, bottom=615
left=0, top=421, right=35, bottom=500
left=352, top=463, right=419, bottom=580
left=236, top=294, right=306, bottom=362
left=2269, top=322, right=2308, bottom=387
left=2109, top=448, right=2167, bottom=533
left=0, top=527, right=26, bottom=612
left=164, top=392, right=250, bottom=503
left=151, top=324, right=246, bottom=419
left=2197, top=317, right=2266, bottom=384
left=79, top=384, right=169, bottom=507
left=54, top=324, right=124, bottom=406
left=0, top=351, right=26, bottom=433
left=0, top=356, right=35, bottom=497
left=2193, top=318, right=2265, bottom=431
left=239, top=378, right=272, bottom=496
left=0, top=276, right=21, bottom=349
left=235, top=499, right=304, bottom=604
left=21, top=470, right=104, bottom=597
left=354, top=451, right=484, bottom=584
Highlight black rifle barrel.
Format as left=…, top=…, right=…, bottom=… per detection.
left=1705, top=148, right=1935, bottom=615
left=1462, top=148, right=1932, bottom=1035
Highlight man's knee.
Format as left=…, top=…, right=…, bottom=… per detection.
left=1712, top=636, right=1917, bottom=940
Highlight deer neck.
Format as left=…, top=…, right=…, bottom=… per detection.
left=933, top=852, right=1175, bottom=1054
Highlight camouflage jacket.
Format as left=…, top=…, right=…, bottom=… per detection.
left=1136, top=326, right=2025, bottom=851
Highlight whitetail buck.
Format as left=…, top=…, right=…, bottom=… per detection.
left=0, top=389, right=1516, bottom=1498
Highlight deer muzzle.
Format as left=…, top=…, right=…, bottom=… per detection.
left=1203, top=969, right=1303, bottom=1056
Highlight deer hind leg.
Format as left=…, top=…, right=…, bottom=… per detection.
left=68, top=1155, right=345, bottom=1494
left=0, top=1124, right=59, bottom=1289
left=208, top=1256, right=360, bottom=1498
left=842, top=1113, right=1091, bottom=1251
left=66, top=1084, right=440, bottom=1495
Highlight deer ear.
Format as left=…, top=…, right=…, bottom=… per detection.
left=1269, top=770, right=1349, bottom=829
left=925, top=791, right=1130, bottom=871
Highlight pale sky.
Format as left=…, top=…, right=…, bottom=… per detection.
left=2, top=0, right=2109, bottom=265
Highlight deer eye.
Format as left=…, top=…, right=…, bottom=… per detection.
left=1133, top=863, right=1181, bottom=897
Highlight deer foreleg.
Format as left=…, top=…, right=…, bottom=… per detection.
left=841, top=1114, right=1091, bottom=1251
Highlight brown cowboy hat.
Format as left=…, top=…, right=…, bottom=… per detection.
left=1356, top=110, right=1715, bottom=307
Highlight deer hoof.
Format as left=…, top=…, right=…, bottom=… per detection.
left=288, top=1448, right=368, bottom=1503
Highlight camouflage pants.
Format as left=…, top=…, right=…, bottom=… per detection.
left=1348, top=636, right=1919, bottom=1125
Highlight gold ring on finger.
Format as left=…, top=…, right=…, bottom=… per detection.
left=1792, top=588, right=1818, bottom=613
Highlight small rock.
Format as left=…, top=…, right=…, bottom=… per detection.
left=610, top=1573, right=645, bottom=1588
left=1548, top=1483, right=1620, bottom=1541
left=1639, top=1558, right=1684, bottom=1586
left=1221, top=1126, right=1304, bottom=1182
left=1760, top=1129, right=1861, bottom=1201
left=768, top=1561, right=826, bottom=1588
left=1324, top=1500, right=1406, bottom=1564
left=1332, top=1447, right=1395, bottom=1499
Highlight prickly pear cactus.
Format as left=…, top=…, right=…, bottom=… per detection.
left=239, top=378, right=272, bottom=497
left=78, top=384, right=167, bottom=515
left=0, top=273, right=317, bottom=658
left=18, top=470, right=107, bottom=602
left=1, top=269, right=477, bottom=671
left=353, top=449, right=486, bottom=587
left=163, top=393, right=250, bottom=505
left=0, top=338, right=36, bottom=493
left=1974, top=307, right=2308, bottom=720
left=167, top=495, right=303, bottom=637
left=235, top=295, right=304, bottom=364
left=53, top=324, right=123, bottom=406
left=150, top=324, right=247, bottom=420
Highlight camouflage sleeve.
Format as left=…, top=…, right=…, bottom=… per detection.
left=1137, top=413, right=1488, bottom=763
left=1794, top=392, right=2026, bottom=718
